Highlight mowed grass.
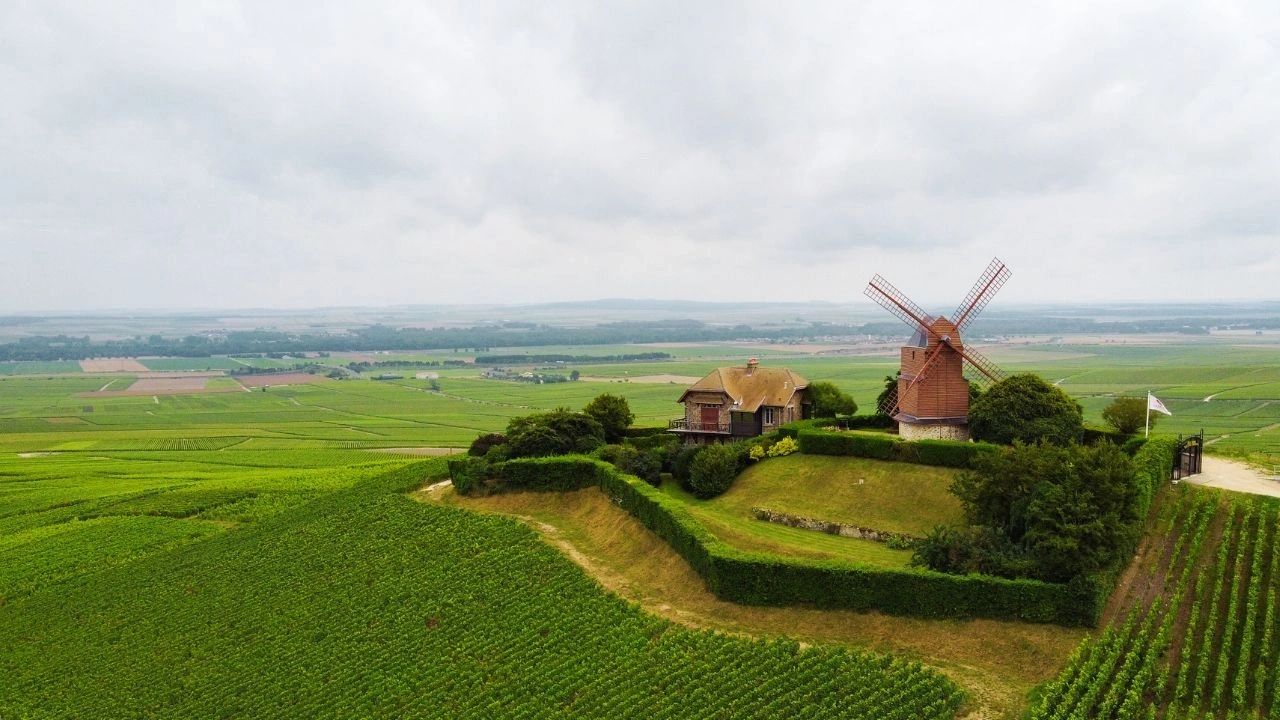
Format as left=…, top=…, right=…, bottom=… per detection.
left=657, top=479, right=914, bottom=569
left=713, top=454, right=964, bottom=537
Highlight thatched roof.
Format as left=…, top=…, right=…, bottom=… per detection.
left=678, top=363, right=808, bottom=412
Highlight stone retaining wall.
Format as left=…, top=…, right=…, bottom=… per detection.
left=750, top=507, right=919, bottom=546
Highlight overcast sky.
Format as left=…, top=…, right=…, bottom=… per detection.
left=2, top=2, right=1278, bottom=312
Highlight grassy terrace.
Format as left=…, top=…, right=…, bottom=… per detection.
left=652, top=454, right=962, bottom=568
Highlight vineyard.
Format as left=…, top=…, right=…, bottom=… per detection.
left=1030, top=487, right=1280, bottom=719
left=0, top=461, right=964, bottom=719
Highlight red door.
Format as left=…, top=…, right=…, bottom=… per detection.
left=700, top=405, right=719, bottom=431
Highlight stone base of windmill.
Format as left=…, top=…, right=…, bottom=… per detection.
left=898, top=420, right=969, bottom=442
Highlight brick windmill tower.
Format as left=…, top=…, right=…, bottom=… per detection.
left=864, top=258, right=1011, bottom=441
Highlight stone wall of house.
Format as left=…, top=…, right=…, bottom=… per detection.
left=683, top=391, right=729, bottom=429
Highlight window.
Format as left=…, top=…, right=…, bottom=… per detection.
left=762, top=407, right=777, bottom=424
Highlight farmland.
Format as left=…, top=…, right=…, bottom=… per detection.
left=1029, top=487, right=1280, bottom=719
left=1, top=332, right=1280, bottom=717
left=0, top=457, right=965, bottom=719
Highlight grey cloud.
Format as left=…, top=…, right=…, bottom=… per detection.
left=1, top=1, right=1278, bottom=311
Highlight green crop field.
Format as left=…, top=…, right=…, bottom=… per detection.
left=1029, top=487, right=1280, bottom=719
left=2, top=335, right=1279, bottom=717
left=0, top=456, right=965, bottom=719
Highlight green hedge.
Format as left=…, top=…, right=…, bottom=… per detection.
left=1082, top=424, right=1133, bottom=447
left=796, top=429, right=998, bottom=469
left=1132, top=435, right=1178, bottom=525
left=480, top=456, right=1093, bottom=625
left=777, top=415, right=893, bottom=439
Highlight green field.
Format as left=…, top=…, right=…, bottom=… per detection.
left=2, top=336, right=1280, bottom=717
left=0, top=457, right=965, bottom=719
left=1030, top=487, right=1280, bottom=719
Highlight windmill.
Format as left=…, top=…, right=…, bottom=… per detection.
left=864, top=258, right=1011, bottom=441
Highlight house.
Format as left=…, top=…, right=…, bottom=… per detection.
left=669, top=358, right=809, bottom=444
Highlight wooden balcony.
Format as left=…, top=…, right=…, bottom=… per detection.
left=668, top=418, right=730, bottom=434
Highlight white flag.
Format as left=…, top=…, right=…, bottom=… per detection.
left=1148, top=393, right=1173, bottom=416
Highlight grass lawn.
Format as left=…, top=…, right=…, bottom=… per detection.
left=652, top=453, right=968, bottom=569
left=697, top=453, right=965, bottom=537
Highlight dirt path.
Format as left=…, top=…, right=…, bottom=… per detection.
left=1182, top=456, right=1280, bottom=498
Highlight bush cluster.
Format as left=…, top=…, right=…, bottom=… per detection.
left=936, top=441, right=1155, bottom=583
left=967, top=374, right=1083, bottom=446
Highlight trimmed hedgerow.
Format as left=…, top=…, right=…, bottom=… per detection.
left=466, top=454, right=1095, bottom=625
left=796, top=429, right=997, bottom=469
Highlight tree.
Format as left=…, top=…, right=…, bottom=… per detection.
left=944, top=440, right=1138, bottom=582
left=967, top=373, right=1083, bottom=446
left=468, top=433, right=507, bottom=457
left=1102, top=396, right=1150, bottom=435
left=1022, top=442, right=1139, bottom=581
left=875, top=372, right=900, bottom=416
left=569, top=369, right=580, bottom=381
left=808, top=381, right=857, bottom=418
left=687, top=443, right=740, bottom=499
left=583, top=394, right=634, bottom=443
left=506, top=409, right=605, bottom=458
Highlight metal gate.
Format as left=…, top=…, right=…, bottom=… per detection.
left=1173, top=430, right=1204, bottom=481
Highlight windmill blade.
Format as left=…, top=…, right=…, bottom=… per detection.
left=951, top=258, right=1010, bottom=333
left=864, top=274, right=933, bottom=334
left=953, top=344, right=1006, bottom=386
left=877, top=385, right=900, bottom=417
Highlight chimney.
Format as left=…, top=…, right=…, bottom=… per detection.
left=746, top=357, right=758, bottom=374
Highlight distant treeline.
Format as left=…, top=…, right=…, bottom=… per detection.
left=473, top=352, right=672, bottom=365
left=345, top=360, right=468, bottom=371
left=2, top=316, right=1278, bottom=362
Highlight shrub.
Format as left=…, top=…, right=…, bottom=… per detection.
left=968, top=374, right=1083, bottom=446
left=447, top=457, right=490, bottom=495
left=808, top=381, right=858, bottom=417
left=673, top=445, right=702, bottom=485
left=583, top=394, right=634, bottom=443
left=467, top=433, right=507, bottom=457
left=1101, top=396, right=1150, bottom=435
left=506, top=409, right=605, bottom=458
left=507, top=424, right=572, bottom=458
left=766, top=436, right=798, bottom=457
left=610, top=445, right=662, bottom=486
left=748, top=444, right=766, bottom=461
left=1121, top=436, right=1148, bottom=456
left=687, top=443, right=741, bottom=499
left=1082, top=424, right=1131, bottom=446
left=497, top=456, right=600, bottom=491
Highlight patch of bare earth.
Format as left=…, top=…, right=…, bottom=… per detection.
left=577, top=374, right=701, bottom=384
left=419, top=485, right=1084, bottom=720
left=78, top=358, right=149, bottom=372
left=236, top=373, right=327, bottom=388
left=79, top=376, right=242, bottom=397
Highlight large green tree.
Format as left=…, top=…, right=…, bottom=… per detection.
left=807, top=381, right=857, bottom=418
left=942, top=441, right=1138, bottom=582
left=967, top=373, right=1083, bottom=446
left=506, top=409, right=605, bottom=458
left=583, top=394, right=634, bottom=443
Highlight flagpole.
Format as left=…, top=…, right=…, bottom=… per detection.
left=1145, top=391, right=1151, bottom=438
